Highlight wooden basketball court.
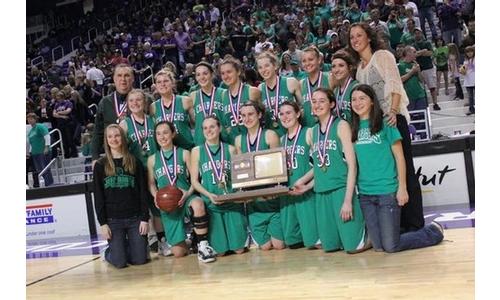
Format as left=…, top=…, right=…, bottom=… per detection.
left=26, top=227, right=474, bottom=299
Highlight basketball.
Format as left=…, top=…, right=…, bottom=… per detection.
left=156, top=185, right=183, bottom=213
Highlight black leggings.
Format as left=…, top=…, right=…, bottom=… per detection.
left=396, top=114, right=425, bottom=232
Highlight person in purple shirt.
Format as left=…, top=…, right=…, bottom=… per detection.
left=174, top=26, right=192, bottom=68
left=52, top=91, right=78, bottom=158
left=438, top=0, right=463, bottom=47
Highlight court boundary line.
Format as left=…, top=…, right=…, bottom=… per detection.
left=26, top=256, right=100, bottom=287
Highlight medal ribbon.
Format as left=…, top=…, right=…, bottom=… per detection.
left=265, top=76, right=280, bottom=121
left=199, top=86, right=216, bottom=117
left=317, top=115, right=334, bottom=167
left=246, top=126, right=263, bottom=152
left=229, top=82, right=244, bottom=125
left=160, top=146, right=177, bottom=185
left=204, top=142, right=225, bottom=183
left=284, top=125, right=302, bottom=170
left=131, top=114, right=149, bottom=147
left=160, top=94, right=176, bottom=122
left=335, top=77, right=352, bottom=117
left=114, top=92, right=128, bottom=119
left=307, top=71, right=323, bottom=103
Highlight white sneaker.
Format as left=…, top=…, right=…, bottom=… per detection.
left=158, top=238, right=173, bottom=257
left=197, top=240, right=216, bottom=263
left=100, top=245, right=109, bottom=262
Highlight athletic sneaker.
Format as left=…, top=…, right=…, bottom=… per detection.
left=197, top=240, right=216, bottom=263
left=433, top=103, right=441, bottom=110
left=158, top=238, right=173, bottom=257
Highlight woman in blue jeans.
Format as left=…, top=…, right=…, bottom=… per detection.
left=350, top=84, right=443, bottom=252
left=93, top=124, right=150, bottom=268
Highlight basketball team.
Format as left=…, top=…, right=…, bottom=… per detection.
left=93, top=24, right=444, bottom=268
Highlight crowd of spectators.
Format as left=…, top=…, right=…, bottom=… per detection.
left=26, top=0, right=475, bottom=186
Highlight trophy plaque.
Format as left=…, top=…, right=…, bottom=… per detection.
left=214, top=148, right=290, bottom=202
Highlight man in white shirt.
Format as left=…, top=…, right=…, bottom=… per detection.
left=282, top=40, right=303, bottom=67
left=403, top=0, right=419, bottom=17
left=254, top=33, right=274, bottom=54
left=209, top=3, right=220, bottom=26
left=86, top=61, right=105, bottom=88
left=369, top=8, right=390, bottom=38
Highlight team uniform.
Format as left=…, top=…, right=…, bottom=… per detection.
left=199, top=143, right=248, bottom=253
left=240, top=129, right=284, bottom=246
left=332, top=78, right=358, bottom=123
left=259, top=76, right=295, bottom=137
left=300, top=71, right=330, bottom=127
left=193, top=87, right=227, bottom=145
left=311, top=116, right=366, bottom=252
left=153, top=147, right=196, bottom=246
left=151, top=96, right=194, bottom=150
left=221, top=83, right=251, bottom=145
left=125, top=115, right=160, bottom=217
left=279, top=126, right=319, bottom=247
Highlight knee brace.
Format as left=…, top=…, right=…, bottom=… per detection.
left=189, top=207, right=209, bottom=230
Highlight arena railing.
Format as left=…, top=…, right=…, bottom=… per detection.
left=139, top=66, right=154, bottom=89
left=87, top=27, right=97, bottom=44
left=31, top=56, right=44, bottom=68
left=88, top=103, right=97, bottom=117
left=102, top=19, right=112, bottom=32
left=37, top=128, right=65, bottom=186
left=71, top=36, right=81, bottom=52
left=51, top=46, right=64, bottom=63
left=409, top=108, right=432, bottom=143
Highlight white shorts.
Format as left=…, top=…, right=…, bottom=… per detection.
left=422, top=67, right=437, bottom=89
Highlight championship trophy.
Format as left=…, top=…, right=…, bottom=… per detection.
left=214, top=148, right=290, bottom=202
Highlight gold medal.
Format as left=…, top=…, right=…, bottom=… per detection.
left=321, top=164, right=327, bottom=172
left=272, top=121, right=278, bottom=128
left=218, top=181, right=226, bottom=190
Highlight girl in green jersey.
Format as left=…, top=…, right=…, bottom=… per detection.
left=235, top=102, right=284, bottom=251
left=149, top=70, right=195, bottom=150
left=299, top=88, right=370, bottom=253
left=256, top=51, right=302, bottom=137
left=190, top=116, right=248, bottom=255
left=147, top=121, right=216, bottom=263
left=119, top=89, right=168, bottom=256
left=279, top=101, right=319, bottom=249
left=300, top=46, right=333, bottom=127
left=219, top=56, right=261, bottom=145
left=189, top=62, right=227, bottom=146
left=351, top=84, right=443, bottom=253
left=331, top=51, right=359, bottom=123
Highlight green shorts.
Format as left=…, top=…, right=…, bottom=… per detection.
left=247, top=199, right=284, bottom=246
left=316, top=188, right=366, bottom=252
left=147, top=192, right=161, bottom=217
left=280, top=190, right=319, bottom=247
left=159, top=194, right=197, bottom=246
left=202, top=195, right=248, bottom=254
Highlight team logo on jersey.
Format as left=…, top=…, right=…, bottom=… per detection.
left=26, top=203, right=54, bottom=225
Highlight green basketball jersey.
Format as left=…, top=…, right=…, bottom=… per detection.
left=300, top=71, right=330, bottom=127
left=354, top=120, right=402, bottom=195
left=221, top=84, right=251, bottom=145
left=332, top=79, right=358, bottom=124
left=193, top=87, right=226, bottom=145
left=125, top=115, right=157, bottom=167
left=152, top=96, right=194, bottom=150
left=280, top=126, right=312, bottom=187
left=259, top=76, right=295, bottom=137
left=241, top=129, right=279, bottom=212
left=311, top=117, right=347, bottom=192
left=153, top=147, right=190, bottom=191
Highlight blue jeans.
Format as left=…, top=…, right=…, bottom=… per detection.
left=442, top=28, right=463, bottom=47
left=407, top=97, right=428, bottom=111
left=359, top=193, right=443, bottom=253
left=105, top=216, right=149, bottom=268
left=31, top=153, right=54, bottom=186
left=466, top=87, right=475, bottom=113
left=419, top=7, right=437, bottom=39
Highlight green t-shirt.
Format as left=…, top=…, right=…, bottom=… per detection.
left=398, top=61, right=426, bottom=101
left=415, top=39, right=434, bottom=70
left=125, top=115, right=157, bottom=167
left=260, top=76, right=295, bottom=137
left=388, top=20, right=403, bottom=47
left=28, top=123, right=49, bottom=155
left=153, top=147, right=190, bottom=191
left=311, top=117, right=347, bottom=193
left=221, top=84, right=251, bottom=145
left=152, top=96, right=194, bottom=150
left=317, top=5, right=332, bottom=20
left=354, top=120, right=402, bottom=195
left=300, top=71, right=330, bottom=127
left=399, top=32, right=415, bottom=46
left=433, top=46, right=449, bottom=67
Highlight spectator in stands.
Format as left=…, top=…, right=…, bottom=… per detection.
left=27, top=113, right=54, bottom=187
left=86, top=61, right=105, bottom=91
left=174, top=25, right=192, bottom=68
left=398, top=46, right=428, bottom=110
left=370, top=9, right=390, bottom=38
left=208, top=3, right=220, bottom=26
left=433, top=37, right=450, bottom=96
left=254, top=32, right=274, bottom=54
left=111, top=49, right=129, bottom=66
left=460, top=45, right=475, bottom=115
left=348, top=22, right=425, bottom=233
left=53, top=91, right=78, bottom=158
left=438, top=0, right=463, bottom=47
left=93, top=124, right=150, bottom=269
left=413, top=27, right=440, bottom=110
left=92, top=64, right=134, bottom=166
left=70, top=90, right=92, bottom=147
left=387, top=7, right=405, bottom=50
left=46, top=61, right=62, bottom=86
left=416, top=0, right=438, bottom=40
left=447, top=42, right=464, bottom=100
left=400, top=18, right=417, bottom=46
left=403, top=0, right=419, bottom=17
left=461, top=18, right=474, bottom=53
